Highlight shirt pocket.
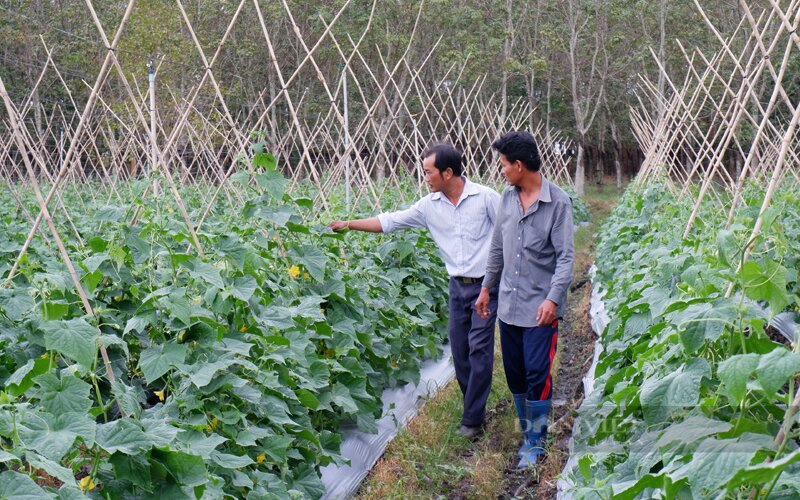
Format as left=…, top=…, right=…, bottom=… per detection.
left=522, top=217, right=550, bottom=256
left=461, top=205, right=491, bottom=242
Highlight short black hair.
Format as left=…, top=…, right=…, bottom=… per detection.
left=423, top=143, right=463, bottom=176
left=491, top=131, right=541, bottom=172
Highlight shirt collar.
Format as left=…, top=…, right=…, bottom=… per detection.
left=431, top=176, right=477, bottom=201
left=513, top=173, right=553, bottom=203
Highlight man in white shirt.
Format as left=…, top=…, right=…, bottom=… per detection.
left=329, top=143, right=500, bottom=438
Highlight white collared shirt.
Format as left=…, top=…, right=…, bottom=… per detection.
left=377, top=178, right=501, bottom=278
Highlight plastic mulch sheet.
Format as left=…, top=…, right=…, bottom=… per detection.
left=557, top=266, right=609, bottom=499
left=320, top=343, right=456, bottom=499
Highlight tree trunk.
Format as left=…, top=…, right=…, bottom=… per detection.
left=575, top=140, right=586, bottom=195
left=609, top=121, right=622, bottom=190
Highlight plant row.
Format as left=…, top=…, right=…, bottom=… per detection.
left=565, top=182, right=800, bottom=499
left=0, top=169, right=449, bottom=498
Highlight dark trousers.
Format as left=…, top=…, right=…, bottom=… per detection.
left=499, top=320, right=559, bottom=401
left=448, top=278, right=498, bottom=427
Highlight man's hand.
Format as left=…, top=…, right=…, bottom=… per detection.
left=536, top=299, right=557, bottom=327
left=475, top=287, right=491, bottom=320
left=328, top=220, right=349, bottom=232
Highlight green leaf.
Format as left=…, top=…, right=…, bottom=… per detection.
left=141, top=418, right=178, bottom=448
left=82, top=253, right=108, bottom=274
left=255, top=169, right=287, bottom=198
left=289, top=465, right=325, bottom=498
left=262, top=395, right=296, bottom=426
left=5, top=358, right=50, bottom=397
left=26, top=452, right=77, bottom=487
left=33, top=372, right=93, bottom=414
left=124, top=314, right=153, bottom=336
left=178, top=357, right=232, bottom=388
left=160, top=291, right=192, bottom=326
left=717, top=354, right=759, bottom=405
left=288, top=245, right=327, bottom=282
left=678, top=434, right=774, bottom=498
left=261, top=434, right=294, bottom=464
left=110, top=452, right=152, bottom=490
left=725, top=447, right=800, bottom=490
left=253, top=152, right=277, bottom=171
left=230, top=275, right=258, bottom=302
left=676, top=302, right=735, bottom=353
left=110, top=381, right=142, bottom=419
left=330, top=383, right=359, bottom=413
left=43, top=318, right=99, bottom=370
left=756, top=348, right=800, bottom=397
left=55, top=487, right=90, bottom=500
left=138, top=343, right=188, bottom=384
left=156, top=450, right=208, bottom=487
left=20, top=412, right=96, bottom=461
left=640, top=360, right=708, bottom=424
left=0, top=288, right=36, bottom=321
left=0, top=450, right=19, bottom=463
left=95, top=205, right=125, bottom=222
left=716, top=229, right=740, bottom=268
left=0, top=471, right=52, bottom=500
left=210, top=451, right=254, bottom=468
left=190, top=260, right=225, bottom=290
left=176, top=430, right=228, bottom=459
left=295, top=389, right=320, bottom=410
left=738, top=260, right=790, bottom=316
left=656, top=416, right=732, bottom=449
left=95, top=418, right=151, bottom=455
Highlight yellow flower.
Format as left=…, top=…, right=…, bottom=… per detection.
left=154, top=390, right=165, bottom=401
left=391, top=360, right=399, bottom=367
left=192, top=296, right=201, bottom=304
left=288, top=265, right=301, bottom=278
left=40, top=353, right=49, bottom=359
left=303, top=272, right=310, bottom=280
left=257, top=453, right=266, bottom=463
left=240, top=324, right=248, bottom=333
left=79, top=476, right=96, bottom=492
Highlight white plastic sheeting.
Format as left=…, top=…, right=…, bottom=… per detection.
left=320, top=344, right=456, bottom=499
left=557, top=266, right=609, bottom=499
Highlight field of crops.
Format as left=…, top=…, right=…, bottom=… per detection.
left=0, top=166, right=458, bottom=498
left=563, top=181, right=800, bottom=498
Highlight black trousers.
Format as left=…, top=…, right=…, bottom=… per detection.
left=448, top=278, right=498, bottom=427
left=499, top=320, right=559, bottom=401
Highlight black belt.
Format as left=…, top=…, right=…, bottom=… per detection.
left=453, top=276, right=483, bottom=284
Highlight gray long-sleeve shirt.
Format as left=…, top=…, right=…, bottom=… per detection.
left=482, top=176, right=575, bottom=327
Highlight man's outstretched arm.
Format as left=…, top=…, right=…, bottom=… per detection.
left=328, top=218, right=383, bottom=233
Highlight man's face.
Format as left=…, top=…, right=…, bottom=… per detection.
left=422, top=155, right=446, bottom=192
left=498, top=153, right=521, bottom=185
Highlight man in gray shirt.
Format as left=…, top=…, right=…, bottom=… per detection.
left=476, top=131, right=574, bottom=467
left=330, top=143, right=500, bottom=439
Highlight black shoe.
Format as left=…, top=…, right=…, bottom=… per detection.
left=455, top=424, right=483, bottom=440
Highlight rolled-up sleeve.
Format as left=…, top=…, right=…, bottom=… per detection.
left=377, top=199, right=427, bottom=233
left=545, top=199, right=575, bottom=305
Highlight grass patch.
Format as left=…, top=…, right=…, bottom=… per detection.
left=358, top=334, right=514, bottom=499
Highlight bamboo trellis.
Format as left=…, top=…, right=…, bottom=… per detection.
left=1, top=1, right=573, bottom=223
left=629, top=0, right=800, bottom=472
left=0, top=1, right=575, bottom=370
